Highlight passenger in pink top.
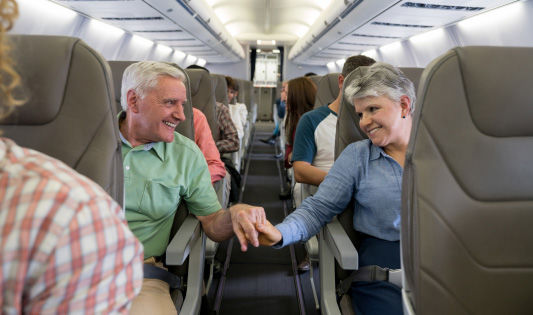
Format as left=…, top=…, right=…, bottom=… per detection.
left=192, top=107, right=227, bottom=183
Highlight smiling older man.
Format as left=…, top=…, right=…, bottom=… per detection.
left=118, top=61, right=265, bottom=315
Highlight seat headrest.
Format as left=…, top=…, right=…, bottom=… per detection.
left=108, top=60, right=133, bottom=108
left=334, top=69, right=368, bottom=159
left=315, top=73, right=340, bottom=108
left=187, top=68, right=210, bottom=96
left=212, top=74, right=228, bottom=106
left=398, top=67, right=424, bottom=92
left=2, top=35, right=89, bottom=125
left=455, top=46, right=533, bottom=137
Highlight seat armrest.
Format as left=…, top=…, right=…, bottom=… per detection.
left=166, top=215, right=201, bottom=265
left=324, top=217, right=358, bottom=270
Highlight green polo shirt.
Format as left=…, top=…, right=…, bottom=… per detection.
left=121, top=130, right=221, bottom=259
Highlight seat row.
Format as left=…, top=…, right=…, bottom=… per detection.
left=1, top=34, right=255, bottom=314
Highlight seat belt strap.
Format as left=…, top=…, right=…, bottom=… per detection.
left=143, top=264, right=181, bottom=289
left=337, top=265, right=400, bottom=297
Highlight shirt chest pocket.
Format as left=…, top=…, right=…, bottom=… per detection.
left=140, top=181, right=182, bottom=220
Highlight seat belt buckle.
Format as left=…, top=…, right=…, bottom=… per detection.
left=387, top=269, right=402, bottom=288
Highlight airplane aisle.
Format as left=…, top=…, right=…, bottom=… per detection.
left=212, top=122, right=320, bottom=315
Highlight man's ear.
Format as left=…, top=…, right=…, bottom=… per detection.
left=338, top=74, right=344, bottom=90
left=127, top=90, right=140, bottom=113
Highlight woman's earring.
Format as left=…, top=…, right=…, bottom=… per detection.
left=402, top=115, right=406, bottom=119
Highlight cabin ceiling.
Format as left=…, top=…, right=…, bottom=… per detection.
left=55, top=0, right=518, bottom=65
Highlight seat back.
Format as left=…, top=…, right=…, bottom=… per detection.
left=403, top=46, right=533, bottom=315
left=236, top=78, right=246, bottom=104
left=1, top=35, right=123, bottom=206
left=308, top=74, right=322, bottom=87
left=399, top=67, right=424, bottom=92
left=212, top=73, right=229, bottom=106
left=108, top=61, right=194, bottom=140
left=185, top=68, right=218, bottom=141
left=314, top=73, right=340, bottom=108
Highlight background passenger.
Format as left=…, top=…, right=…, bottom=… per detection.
left=192, top=107, right=226, bottom=183
left=291, top=55, right=375, bottom=271
left=257, top=62, right=416, bottom=315
left=0, top=1, right=144, bottom=313
left=118, top=61, right=265, bottom=315
left=261, top=81, right=287, bottom=145
left=215, top=99, right=240, bottom=153
left=225, top=76, right=244, bottom=140
left=283, top=77, right=317, bottom=169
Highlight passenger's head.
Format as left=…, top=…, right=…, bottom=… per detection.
left=344, top=62, right=415, bottom=149
left=225, top=76, right=238, bottom=103
left=121, top=61, right=187, bottom=144
left=285, top=77, right=316, bottom=144
left=304, top=72, right=317, bottom=77
left=0, top=0, right=22, bottom=120
left=336, top=55, right=376, bottom=94
left=341, top=55, right=376, bottom=77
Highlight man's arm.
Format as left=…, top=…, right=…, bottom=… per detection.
left=293, top=161, right=328, bottom=186
left=196, top=203, right=266, bottom=251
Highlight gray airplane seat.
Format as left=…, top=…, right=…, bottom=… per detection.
left=236, top=78, right=246, bottom=104
left=211, top=73, right=241, bottom=172
left=185, top=68, right=230, bottom=292
left=314, top=73, right=340, bottom=108
left=185, top=68, right=218, bottom=141
left=212, top=73, right=229, bottom=107
left=399, top=67, right=424, bottom=91
left=403, top=46, right=533, bottom=315
left=308, top=74, right=322, bottom=88
left=317, top=68, right=368, bottom=315
left=109, top=60, right=204, bottom=315
left=0, top=35, right=123, bottom=207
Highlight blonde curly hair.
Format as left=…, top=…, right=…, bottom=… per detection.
left=0, top=0, right=23, bottom=120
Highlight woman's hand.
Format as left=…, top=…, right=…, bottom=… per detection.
left=256, top=220, right=282, bottom=246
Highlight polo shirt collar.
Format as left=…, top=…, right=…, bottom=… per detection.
left=118, top=111, right=165, bottom=162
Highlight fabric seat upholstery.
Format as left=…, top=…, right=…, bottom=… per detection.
left=1, top=35, right=123, bottom=206
left=402, top=46, right=533, bottom=315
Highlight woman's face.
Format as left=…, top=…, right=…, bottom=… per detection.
left=354, top=95, right=410, bottom=148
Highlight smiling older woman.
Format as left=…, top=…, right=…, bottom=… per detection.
left=257, top=62, right=415, bottom=315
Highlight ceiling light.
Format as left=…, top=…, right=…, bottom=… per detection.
left=257, top=40, right=276, bottom=46
left=273, top=49, right=280, bottom=54
left=409, top=28, right=445, bottom=45
left=197, top=58, right=207, bottom=67
left=256, top=49, right=262, bottom=53
left=327, top=62, right=335, bottom=68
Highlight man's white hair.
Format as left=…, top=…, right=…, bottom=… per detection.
left=120, top=61, right=186, bottom=111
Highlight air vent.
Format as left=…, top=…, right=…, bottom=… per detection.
left=371, top=21, right=432, bottom=28
left=401, top=2, right=484, bottom=11
left=133, top=30, right=183, bottom=33
left=102, top=17, right=163, bottom=20
left=339, top=42, right=377, bottom=46
left=352, top=33, right=400, bottom=39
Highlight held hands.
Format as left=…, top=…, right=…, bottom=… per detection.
left=256, top=220, right=282, bottom=246
left=229, top=203, right=266, bottom=251
left=228, top=204, right=283, bottom=251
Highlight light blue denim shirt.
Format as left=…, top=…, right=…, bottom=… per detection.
left=275, top=139, right=402, bottom=247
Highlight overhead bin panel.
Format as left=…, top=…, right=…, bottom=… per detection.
left=54, top=0, right=244, bottom=63
left=290, top=0, right=519, bottom=66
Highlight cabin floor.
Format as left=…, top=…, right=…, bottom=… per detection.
left=204, top=122, right=321, bottom=315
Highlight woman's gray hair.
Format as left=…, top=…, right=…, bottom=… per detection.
left=120, top=61, right=186, bottom=111
left=344, top=62, right=416, bottom=114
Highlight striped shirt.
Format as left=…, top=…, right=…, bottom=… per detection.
left=0, top=138, right=144, bottom=314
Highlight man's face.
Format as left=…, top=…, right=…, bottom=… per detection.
left=131, top=76, right=187, bottom=144
left=227, top=88, right=237, bottom=103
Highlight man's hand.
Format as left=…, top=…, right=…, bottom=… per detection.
left=256, top=220, right=282, bottom=246
left=229, top=204, right=266, bottom=251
